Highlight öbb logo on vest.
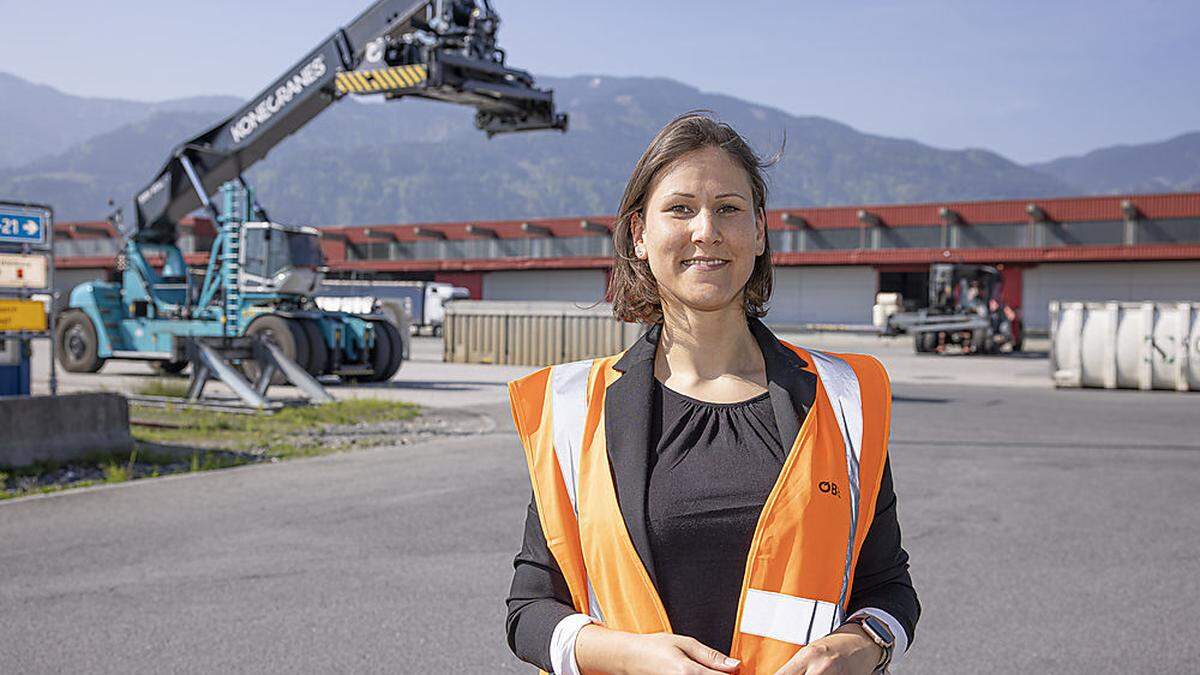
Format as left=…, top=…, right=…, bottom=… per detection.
left=819, top=480, right=840, bottom=497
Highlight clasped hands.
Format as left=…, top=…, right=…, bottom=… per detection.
left=575, top=623, right=882, bottom=675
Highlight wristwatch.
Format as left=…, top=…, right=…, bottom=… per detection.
left=843, top=613, right=895, bottom=671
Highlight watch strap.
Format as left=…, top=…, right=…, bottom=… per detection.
left=847, top=614, right=894, bottom=671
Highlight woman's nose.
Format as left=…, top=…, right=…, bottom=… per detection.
left=689, top=209, right=721, bottom=244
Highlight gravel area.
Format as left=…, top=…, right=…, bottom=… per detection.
left=293, top=405, right=496, bottom=451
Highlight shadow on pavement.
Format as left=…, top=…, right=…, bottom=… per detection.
left=355, top=380, right=507, bottom=391
left=892, top=394, right=951, bottom=404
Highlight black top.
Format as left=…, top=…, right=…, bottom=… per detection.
left=647, top=379, right=785, bottom=654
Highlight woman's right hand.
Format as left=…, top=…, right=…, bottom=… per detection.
left=574, top=625, right=741, bottom=675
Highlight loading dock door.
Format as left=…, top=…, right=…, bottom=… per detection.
left=877, top=267, right=929, bottom=311
left=771, top=266, right=877, bottom=325
left=1023, top=261, right=1200, bottom=331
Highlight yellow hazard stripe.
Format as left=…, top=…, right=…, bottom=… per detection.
left=369, top=68, right=394, bottom=89
left=378, top=68, right=404, bottom=89
left=336, top=71, right=363, bottom=94
left=335, top=64, right=428, bottom=95
left=393, top=65, right=427, bottom=86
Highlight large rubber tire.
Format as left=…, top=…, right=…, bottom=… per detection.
left=970, top=329, right=989, bottom=355
left=348, top=320, right=393, bottom=384
left=243, top=315, right=310, bottom=385
left=56, top=309, right=105, bottom=373
left=370, top=320, right=404, bottom=383
left=298, top=319, right=329, bottom=376
left=151, top=360, right=188, bottom=376
left=914, top=331, right=936, bottom=354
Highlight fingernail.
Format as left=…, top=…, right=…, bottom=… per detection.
left=724, top=656, right=740, bottom=667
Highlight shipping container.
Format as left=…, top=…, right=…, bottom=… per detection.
left=1050, top=301, right=1200, bottom=391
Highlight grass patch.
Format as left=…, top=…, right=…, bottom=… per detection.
left=131, top=398, right=420, bottom=459
left=0, top=445, right=252, bottom=501
left=102, top=463, right=129, bottom=483
left=135, top=378, right=191, bottom=398
left=2, top=399, right=420, bottom=501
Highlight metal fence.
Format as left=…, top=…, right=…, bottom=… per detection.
left=443, top=301, right=644, bottom=366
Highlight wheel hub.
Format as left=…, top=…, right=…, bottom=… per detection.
left=66, top=325, right=87, bottom=360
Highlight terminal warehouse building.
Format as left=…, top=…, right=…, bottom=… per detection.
left=53, top=192, right=1200, bottom=334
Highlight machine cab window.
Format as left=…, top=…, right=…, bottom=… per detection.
left=240, top=222, right=324, bottom=294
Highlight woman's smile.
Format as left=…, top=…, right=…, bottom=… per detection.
left=680, top=256, right=730, bottom=271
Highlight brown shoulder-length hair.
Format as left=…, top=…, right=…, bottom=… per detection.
left=610, top=111, right=778, bottom=325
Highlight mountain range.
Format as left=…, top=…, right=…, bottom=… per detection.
left=1028, top=132, right=1200, bottom=195
left=0, top=71, right=1195, bottom=225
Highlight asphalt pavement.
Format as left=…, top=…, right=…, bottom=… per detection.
left=4, top=335, right=1196, bottom=673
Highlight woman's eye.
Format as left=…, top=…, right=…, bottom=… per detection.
left=668, top=204, right=692, bottom=215
left=718, top=204, right=741, bottom=214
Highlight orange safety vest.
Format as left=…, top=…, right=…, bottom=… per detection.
left=508, top=342, right=892, bottom=674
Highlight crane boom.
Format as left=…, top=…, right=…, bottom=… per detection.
left=131, top=0, right=566, bottom=243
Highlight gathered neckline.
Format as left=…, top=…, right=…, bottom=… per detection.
left=654, top=378, right=771, bottom=408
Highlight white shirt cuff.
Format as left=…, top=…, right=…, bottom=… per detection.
left=549, top=613, right=595, bottom=675
left=846, top=607, right=909, bottom=670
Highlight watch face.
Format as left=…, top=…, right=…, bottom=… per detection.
left=862, top=616, right=895, bottom=646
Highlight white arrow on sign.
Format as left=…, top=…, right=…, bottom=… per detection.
left=23, top=221, right=39, bottom=235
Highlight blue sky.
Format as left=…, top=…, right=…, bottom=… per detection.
left=4, top=0, right=1197, bottom=163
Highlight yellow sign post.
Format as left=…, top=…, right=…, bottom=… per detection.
left=0, top=298, right=47, bottom=332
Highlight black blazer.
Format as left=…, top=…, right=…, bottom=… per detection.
left=506, top=318, right=920, bottom=671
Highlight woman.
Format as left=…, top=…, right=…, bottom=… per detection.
left=506, top=113, right=919, bottom=674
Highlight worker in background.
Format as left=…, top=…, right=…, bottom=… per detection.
left=988, top=280, right=1019, bottom=349
left=963, top=279, right=987, bottom=317
left=506, top=112, right=919, bottom=674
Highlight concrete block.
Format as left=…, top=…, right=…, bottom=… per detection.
left=0, top=393, right=132, bottom=467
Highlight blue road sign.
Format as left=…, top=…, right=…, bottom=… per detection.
left=0, top=211, right=46, bottom=246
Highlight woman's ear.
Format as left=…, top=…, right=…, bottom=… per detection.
left=631, top=212, right=647, bottom=259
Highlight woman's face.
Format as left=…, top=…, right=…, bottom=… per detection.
left=633, top=146, right=765, bottom=317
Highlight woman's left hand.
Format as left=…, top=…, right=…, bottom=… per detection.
left=772, top=623, right=883, bottom=674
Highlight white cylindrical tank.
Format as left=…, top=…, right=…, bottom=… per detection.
left=1050, top=301, right=1200, bottom=391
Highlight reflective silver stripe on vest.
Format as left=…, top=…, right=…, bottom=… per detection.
left=740, top=589, right=842, bottom=646
left=549, top=358, right=605, bottom=623
left=551, top=359, right=590, bottom=512
left=808, top=349, right=864, bottom=614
